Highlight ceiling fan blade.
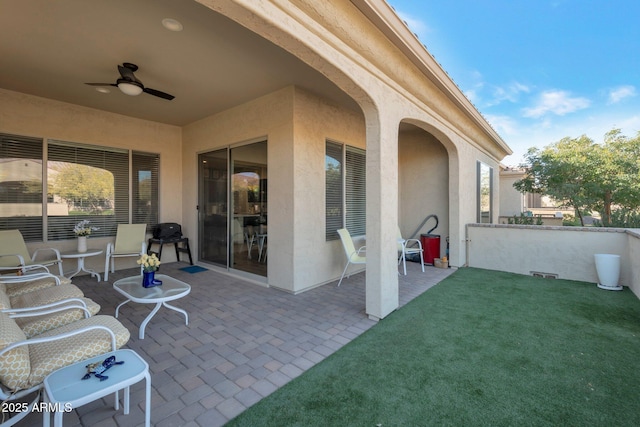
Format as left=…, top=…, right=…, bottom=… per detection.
left=143, top=87, right=175, bottom=100
left=85, top=83, right=117, bottom=87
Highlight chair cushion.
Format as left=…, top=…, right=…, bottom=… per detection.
left=0, top=289, right=10, bottom=310
left=26, top=315, right=130, bottom=389
left=2, top=276, right=71, bottom=298
left=16, top=298, right=101, bottom=338
left=9, top=284, right=84, bottom=310
left=0, top=312, right=30, bottom=392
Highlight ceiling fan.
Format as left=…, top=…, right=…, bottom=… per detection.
left=86, top=63, right=175, bottom=100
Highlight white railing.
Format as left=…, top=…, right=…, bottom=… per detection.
left=467, top=224, right=640, bottom=299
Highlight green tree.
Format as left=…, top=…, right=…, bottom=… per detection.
left=51, top=163, right=114, bottom=213
left=514, top=129, right=640, bottom=226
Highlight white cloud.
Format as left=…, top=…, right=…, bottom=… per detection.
left=489, top=82, right=530, bottom=106
left=464, top=89, right=479, bottom=104
left=522, top=90, right=591, bottom=118
left=484, top=114, right=518, bottom=136
left=396, top=11, right=431, bottom=41
left=607, top=85, right=636, bottom=104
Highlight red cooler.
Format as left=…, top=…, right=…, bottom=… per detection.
left=420, top=234, right=440, bottom=265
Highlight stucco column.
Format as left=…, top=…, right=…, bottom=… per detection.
left=364, top=107, right=400, bottom=320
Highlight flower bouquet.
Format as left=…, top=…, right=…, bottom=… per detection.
left=137, top=253, right=163, bottom=287
left=73, top=219, right=99, bottom=237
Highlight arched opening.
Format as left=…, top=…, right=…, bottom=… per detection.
left=398, top=121, right=457, bottom=266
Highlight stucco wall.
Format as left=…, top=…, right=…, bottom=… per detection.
left=398, top=129, right=449, bottom=256
left=500, top=170, right=525, bottom=217
left=467, top=224, right=633, bottom=289
left=0, top=88, right=182, bottom=273
left=182, top=86, right=367, bottom=292
left=628, top=229, right=640, bottom=297
left=291, top=88, right=366, bottom=292
left=181, top=87, right=295, bottom=288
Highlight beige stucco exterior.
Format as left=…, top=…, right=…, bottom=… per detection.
left=1, top=0, right=511, bottom=319
left=499, top=167, right=526, bottom=218
left=0, top=87, right=182, bottom=273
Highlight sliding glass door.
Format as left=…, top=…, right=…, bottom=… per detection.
left=198, top=149, right=228, bottom=266
left=198, top=141, right=267, bottom=277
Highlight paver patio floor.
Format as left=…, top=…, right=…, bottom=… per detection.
left=20, top=261, right=454, bottom=426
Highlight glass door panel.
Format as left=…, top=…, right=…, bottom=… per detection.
left=198, top=149, right=228, bottom=266
left=230, top=142, right=267, bottom=277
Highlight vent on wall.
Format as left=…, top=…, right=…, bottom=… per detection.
left=531, top=271, right=559, bottom=279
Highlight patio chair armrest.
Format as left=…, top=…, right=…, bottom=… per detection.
left=21, top=264, right=51, bottom=273
left=356, top=245, right=366, bottom=254
left=31, top=247, right=62, bottom=262
left=3, top=297, right=90, bottom=317
left=6, top=303, right=92, bottom=320
left=0, top=271, right=59, bottom=285
left=0, top=324, right=118, bottom=356
left=0, top=254, right=26, bottom=267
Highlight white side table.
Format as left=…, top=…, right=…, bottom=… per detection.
left=60, top=249, right=103, bottom=281
left=43, top=349, right=150, bottom=427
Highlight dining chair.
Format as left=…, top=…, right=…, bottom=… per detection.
left=397, top=226, right=425, bottom=275
left=337, top=228, right=366, bottom=286
left=104, top=224, right=147, bottom=281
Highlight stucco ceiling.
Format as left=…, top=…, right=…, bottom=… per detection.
left=0, top=0, right=358, bottom=127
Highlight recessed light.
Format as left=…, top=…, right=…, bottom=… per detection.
left=162, top=18, right=183, bottom=32
left=95, top=87, right=111, bottom=94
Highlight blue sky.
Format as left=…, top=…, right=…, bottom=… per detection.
left=387, top=0, right=640, bottom=166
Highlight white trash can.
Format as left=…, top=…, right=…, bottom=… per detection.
left=594, top=253, right=622, bottom=291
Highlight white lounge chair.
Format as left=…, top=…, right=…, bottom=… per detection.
left=336, top=228, right=366, bottom=286
left=397, top=226, right=425, bottom=275
left=0, top=230, right=63, bottom=276
left=0, top=312, right=129, bottom=426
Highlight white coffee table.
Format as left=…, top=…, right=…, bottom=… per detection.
left=43, top=349, right=150, bottom=427
left=60, top=249, right=103, bottom=281
left=113, top=274, right=190, bottom=339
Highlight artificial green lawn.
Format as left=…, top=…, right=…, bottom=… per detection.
left=228, top=267, right=640, bottom=426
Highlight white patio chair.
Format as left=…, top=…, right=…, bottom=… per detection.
left=0, top=312, right=129, bottom=427
left=244, top=226, right=257, bottom=259
left=104, top=224, right=147, bottom=281
left=337, top=228, right=366, bottom=286
left=397, top=226, right=425, bottom=275
left=0, top=230, right=63, bottom=276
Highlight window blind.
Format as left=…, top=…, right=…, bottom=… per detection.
left=132, top=151, right=159, bottom=231
left=0, top=133, right=44, bottom=241
left=345, top=146, right=366, bottom=237
left=47, top=140, right=129, bottom=240
left=325, top=141, right=343, bottom=240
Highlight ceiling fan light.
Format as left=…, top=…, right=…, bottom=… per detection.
left=118, top=82, right=143, bottom=96
left=162, top=18, right=183, bottom=32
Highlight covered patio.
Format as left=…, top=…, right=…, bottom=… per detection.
left=19, top=262, right=454, bottom=426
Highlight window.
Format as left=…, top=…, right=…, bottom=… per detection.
left=0, top=133, right=159, bottom=241
left=325, top=141, right=366, bottom=240
left=132, top=151, right=159, bottom=228
left=477, top=161, right=493, bottom=223
left=0, top=134, right=43, bottom=241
